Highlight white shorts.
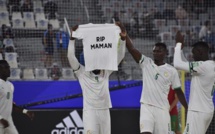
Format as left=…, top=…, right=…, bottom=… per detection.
left=83, top=109, right=110, bottom=134
left=0, top=116, right=19, bottom=134
left=183, top=110, right=213, bottom=134
left=140, top=103, right=171, bottom=134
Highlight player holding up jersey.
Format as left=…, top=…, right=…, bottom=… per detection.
left=123, top=22, right=188, bottom=134
left=67, top=23, right=126, bottom=134
left=0, top=60, right=34, bottom=134
left=174, top=31, right=215, bottom=134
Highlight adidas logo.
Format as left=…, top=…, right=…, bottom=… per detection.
left=51, top=110, right=84, bottom=134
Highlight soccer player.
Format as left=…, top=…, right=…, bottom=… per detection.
left=174, top=31, right=214, bottom=134
left=124, top=30, right=188, bottom=134
left=67, top=23, right=126, bottom=134
left=0, top=60, right=34, bottom=134
left=168, top=87, right=181, bottom=134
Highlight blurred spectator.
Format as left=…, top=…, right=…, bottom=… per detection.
left=119, top=11, right=130, bottom=32
left=183, top=0, right=194, bottom=13
left=44, top=0, right=58, bottom=19
left=118, top=60, right=130, bottom=80
left=8, top=0, right=21, bottom=12
left=21, top=0, right=33, bottom=12
left=199, top=20, right=211, bottom=40
left=43, top=24, right=54, bottom=67
left=163, top=3, right=175, bottom=19
left=184, top=30, right=195, bottom=47
left=1, top=25, right=14, bottom=40
left=8, top=0, right=20, bottom=5
left=56, top=28, right=70, bottom=67
left=141, top=13, right=154, bottom=37
left=130, top=11, right=139, bottom=34
left=175, top=5, right=188, bottom=20
left=50, top=62, right=61, bottom=80
left=193, top=0, right=206, bottom=13
left=150, top=7, right=162, bottom=19
left=111, top=11, right=120, bottom=22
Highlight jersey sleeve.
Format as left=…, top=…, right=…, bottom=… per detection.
left=189, top=61, right=206, bottom=74
left=171, top=69, right=181, bottom=90
left=72, top=29, right=84, bottom=39
left=139, top=54, right=151, bottom=68
left=173, top=43, right=190, bottom=72
left=73, top=65, right=85, bottom=78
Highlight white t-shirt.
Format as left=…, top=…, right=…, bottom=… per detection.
left=188, top=61, right=215, bottom=113
left=0, top=79, right=14, bottom=122
left=139, top=55, right=181, bottom=110
left=72, top=23, right=121, bottom=71
left=74, top=66, right=112, bottom=110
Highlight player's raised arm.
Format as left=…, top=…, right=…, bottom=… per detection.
left=125, top=35, right=142, bottom=63
left=173, top=31, right=190, bottom=72
left=67, top=25, right=80, bottom=71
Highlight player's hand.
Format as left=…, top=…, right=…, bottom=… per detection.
left=26, top=111, right=35, bottom=120
left=115, top=22, right=127, bottom=40
left=175, top=31, right=184, bottom=49
left=0, top=119, right=9, bottom=128
left=70, top=25, right=79, bottom=40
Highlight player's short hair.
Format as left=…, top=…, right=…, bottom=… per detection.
left=154, top=42, right=167, bottom=51
left=0, top=60, right=8, bottom=69
left=0, top=60, right=8, bottom=65
left=192, top=41, right=209, bottom=52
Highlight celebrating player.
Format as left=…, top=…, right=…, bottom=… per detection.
left=67, top=23, right=126, bottom=134
left=174, top=31, right=215, bottom=134
left=0, top=60, right=34, bottom=134
left=124, top=27, right=188, bottom=134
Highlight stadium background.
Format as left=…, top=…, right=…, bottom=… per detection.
left=0, top=0, right=215, bottom=133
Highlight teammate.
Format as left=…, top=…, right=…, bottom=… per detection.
left=67, top=23, right=126, bottom=134
left=124, top=26, right=188, bottom=134
left=0, top=60, right=34, bottom=134
left=168, top=86, right=181, bottom=134
left=174, top=31, right=215, bottom=134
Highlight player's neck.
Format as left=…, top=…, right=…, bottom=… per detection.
left=92, top=70, right=101, bottom=75
left=154, top=60, right=165, bottom=66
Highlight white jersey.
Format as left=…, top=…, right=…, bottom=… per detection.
left=72, top=23, right=120, bottom=71
left=188, top=61, right=215, bottom=113
left=174, top=43, right=215, bottom=113
left=0, top=79, right=14, bottom=121
left=140, top=55, right=181, bottom=110
left=74, top=66, right=112, bottom=110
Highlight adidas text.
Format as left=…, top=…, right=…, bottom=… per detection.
left=51, top=127, right=84, bottom=134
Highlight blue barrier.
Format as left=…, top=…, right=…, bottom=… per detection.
left=12, top=80, right=214, bottom=109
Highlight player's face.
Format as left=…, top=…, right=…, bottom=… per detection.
left=152, top=46, right=166, bottom=61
